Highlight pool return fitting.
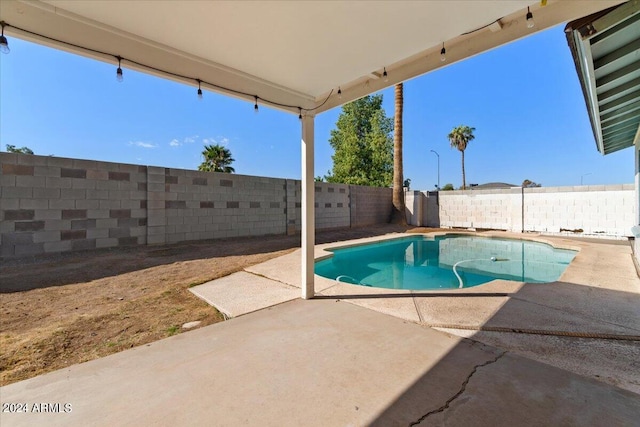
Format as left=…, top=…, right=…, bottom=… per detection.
left=335, top=275, right=372, bottom=287
left=453, top=257, right=509, bottom=288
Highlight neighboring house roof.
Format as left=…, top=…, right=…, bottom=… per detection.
left=471, top=182, right=517, bottom=190
left=565, top=2, right=640, bottom=155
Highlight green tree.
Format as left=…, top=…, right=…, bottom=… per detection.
left=441, top=183, right=454, bottom=191
left=325, top=95, right=393, bottom=187
left=5, top=144, right=34, bottom=155
left=448, top=125, right=476, bottom=190
left=198, top=144, right=235, bottom=173
left=391, top=83, right=407, bottom=225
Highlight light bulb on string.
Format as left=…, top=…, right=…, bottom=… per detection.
left=298, top=108, right=302, bottom=120
left=526, top=7, right=535, bottom=29
left=383, top=67, right=388, bottom=82
left=440, top=43, right=446, bottom=62
left=254, top=96, right=259, bottom=114
left=116, top=56, right=123, bottom=82
left=338, top=87, right=342, bottom=99
left=0, top=21, right=10, bottom=54
left=197, top=79, right=203, bottom=100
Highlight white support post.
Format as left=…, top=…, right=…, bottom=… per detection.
left=301, top=115, right=315, bottom=299
left=634, top=138, right=640, bottom=265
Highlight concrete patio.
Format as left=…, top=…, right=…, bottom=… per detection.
left=2, top=231, right=639, bottom=426
left=1, top=298, right=639, bottom=427
left=193, top=231, right=640, bottom=395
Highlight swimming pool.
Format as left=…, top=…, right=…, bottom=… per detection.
left=314, top=235, right=577, bottom=290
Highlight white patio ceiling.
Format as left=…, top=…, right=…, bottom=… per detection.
left=0, top=0, right=624, bottom=115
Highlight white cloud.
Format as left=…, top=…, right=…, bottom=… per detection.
left=129, top=141, right=157, bottom=149
left=169, top=139, right=180, bottom=147
left=184, top=135, right=199, bottom=144
left=218, top=137, right=230, bottom=146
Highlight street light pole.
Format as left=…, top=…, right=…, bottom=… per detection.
left=581, top=172, right=592, bottom=185
left=430, top=150, right=440, bottom=190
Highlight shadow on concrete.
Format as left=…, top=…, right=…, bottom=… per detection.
left=367, top=280, right=640, bottom=425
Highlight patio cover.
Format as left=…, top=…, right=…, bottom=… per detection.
left=565, top=1, right=640, bottom=155
left=0, top=0, right=624, bottom=298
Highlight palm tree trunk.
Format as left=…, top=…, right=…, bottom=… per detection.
left=461, top=150, right=466, bottom=190
left=391, top=83, right=406, bottom=224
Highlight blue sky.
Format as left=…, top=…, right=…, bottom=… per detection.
left=0, top=24, right=633, bottom=190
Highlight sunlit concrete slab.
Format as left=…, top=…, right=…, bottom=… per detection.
left=435, top=328, right=640, bottom=395
left=410, top=287, right=639, bottom=336
left=412, top=295, right=510, bottom=327
left=244, top=250, right=301, bottom=287
left=245, top=249, right=338, bottom=291
left=511, top=282, right=640, bottom=332
left=479, top=297, right=638, bottom=336
left=189, top=271, right=298, bottom=318
left=319, top=282, right=421, bottom=323
left=2, top=299, right=639, bottom=427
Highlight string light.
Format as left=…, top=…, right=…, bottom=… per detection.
left=116, top=56, right=123, bottom=82
left=0, top=21, right=336, bottom=116
left=196, top=79, right=203, bottom=100
left=298, top=108, right=302, bottom=120
left=526, top=6, right=535, bottom=29
left=383, top=67, right=388, bottom=82
left=0, top=21, right=9, bottom=54
left=338, top=87, right=342, bottom=99
left=440, top=43, right=446, bottom=62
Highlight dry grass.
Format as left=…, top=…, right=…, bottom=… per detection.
left=0, top=234, right=301, bottom=385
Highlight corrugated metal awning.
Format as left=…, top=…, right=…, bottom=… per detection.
left=565, top=1, right=640, bottom=155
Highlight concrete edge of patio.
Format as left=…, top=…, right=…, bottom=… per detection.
left=189, top=271, right=300, bottom=318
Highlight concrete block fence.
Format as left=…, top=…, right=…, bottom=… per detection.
left=0, top=153, right=393, bottom=258
left=405, top=185, right=636, bottom=238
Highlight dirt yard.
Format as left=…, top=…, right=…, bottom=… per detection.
left=1, top=225, right=426, bottom=386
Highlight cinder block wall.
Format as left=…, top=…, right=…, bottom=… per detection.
left=145, top=167, right=290, bottom=244
left=438, top=188, right=522, bottom=232
left=523, top=185, right=634, bottom=235
left=1, top=153, right=392, bottom=258
left=408, top=185, right=635, bottom=237
left=314, top=182, right=350, bottom=229
left=0, top=153, right=147, bottom=257
left=350, top=185, right=393, bottom=226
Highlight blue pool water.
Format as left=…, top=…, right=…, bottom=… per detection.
left=314, top=235, right=577, bottom=290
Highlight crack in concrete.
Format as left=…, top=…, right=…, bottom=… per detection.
left=409, top=351, right=507, bottom=426
left=412, top=292, right=425, bottom=323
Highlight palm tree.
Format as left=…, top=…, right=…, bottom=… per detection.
left=198, top=144, right=235, bottom=173
left=448, top=125, right=475, bottom=190
left=391, top=83, right=406, bottom=225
